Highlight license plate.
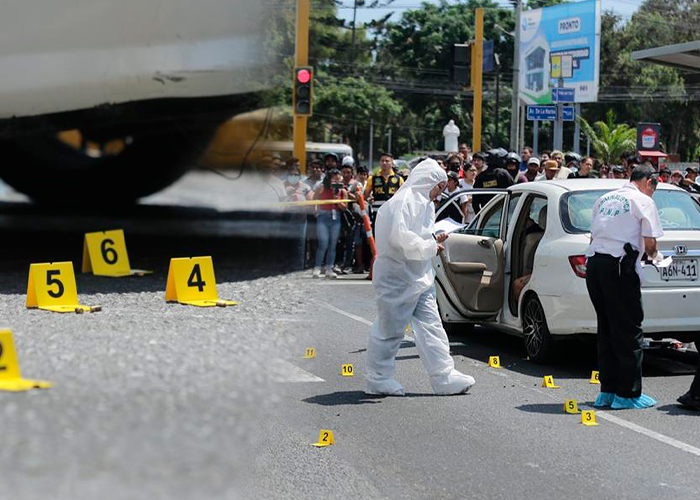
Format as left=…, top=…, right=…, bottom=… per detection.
left=660, top=258, right=698, bottom=281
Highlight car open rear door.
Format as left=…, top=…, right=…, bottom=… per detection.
left=435, top=189, right=509, bottom=317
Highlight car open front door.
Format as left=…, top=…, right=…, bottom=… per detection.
left=435, top=190, right=508, bottom=317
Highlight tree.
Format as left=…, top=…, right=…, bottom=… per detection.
left=578, top=110, right=636, bottom=165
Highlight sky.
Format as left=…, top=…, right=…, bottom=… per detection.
left=337, top=0, right=641, bottom=26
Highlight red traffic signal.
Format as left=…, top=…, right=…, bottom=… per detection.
left=297, top=69, right=311, bottom=84
left=293, top=66, right=313, bottom=116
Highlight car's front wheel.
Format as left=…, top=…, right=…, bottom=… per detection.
left=522, top=294, right=555, bottom=362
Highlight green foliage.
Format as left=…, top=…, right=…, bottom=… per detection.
left=578, top=110, right=636, bottom=165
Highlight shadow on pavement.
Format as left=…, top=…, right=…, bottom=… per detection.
left=302, top=391, right=385, bottom=406
left=656, top=404, right=700, bottom=416
left=516, top=403, right=580, bottom=415
left=449, top=326, right=697, bottom=381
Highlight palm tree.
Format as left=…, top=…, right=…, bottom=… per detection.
left=578, top=110, right=637, bottom=165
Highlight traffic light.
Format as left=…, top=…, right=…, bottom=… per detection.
left=452, top=43, right=471, bottom=86
left=293, top=66, right=313, bottom=116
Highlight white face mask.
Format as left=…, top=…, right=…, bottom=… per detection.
left=287, top=175, right=300, bottom=184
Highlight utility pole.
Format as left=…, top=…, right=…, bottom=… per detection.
left=472, top=7, right=484, bottom=153
left=510, top=0, right=522, bottom=152
left=495, top=53, right=501, bottom=141
left=293, top=0, right=310, bottom=174
left=368, top=119, right=374, bottom=171
left=553, top=76, right=564, bottom=151
left=350, top=0, right=358, bottom=70
left=387, top=128, right=392, bottom=156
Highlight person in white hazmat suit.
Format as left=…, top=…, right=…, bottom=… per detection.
left=366, top=158, right=476, bottom=396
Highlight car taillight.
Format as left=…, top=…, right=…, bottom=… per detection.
left=568, top=255, right=587, bottom=278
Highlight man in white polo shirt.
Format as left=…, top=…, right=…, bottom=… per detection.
left=585, top=165, right=664, bottom=409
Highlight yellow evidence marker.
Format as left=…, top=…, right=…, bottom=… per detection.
left=589, top=371, right=601, bottom=384
left=303, top=348, right=316, bottom=359
left=341, top=363, right=354, bottom=377
left=564, top=399, right=580, bottom=414
left=82, top=229, right=152, bottom=277
left=165, top=257, right=238, bottom=307
left=581, top=410, right=599, bottom=426
left=488, top=356, right=501, bottom=368
left=0, top=330, right=52, bottom=392
left=542, top=375, right=561, bottom=388
left=311, top=429, right=335, bottom=447
left=27, top=262, right=101, bottom=313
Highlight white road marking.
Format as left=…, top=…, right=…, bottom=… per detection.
left=320, top=302, right=372, bottom=326
left=594, top=410, right=700, bottom=457
left=314, top=281, right=373, bottom=285
left=318, top=302, right=415, bottom=342
left=270, top=359, right=325, bottom=383
left=478, top=360, right=700, bottom=457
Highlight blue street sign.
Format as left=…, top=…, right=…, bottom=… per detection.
left=527, top=105, right=575, bottom=121
left=552, top=87, right=575, bottom=102
left=483, top=40, right=494, bottom=73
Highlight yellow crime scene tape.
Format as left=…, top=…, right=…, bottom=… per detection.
left=276, top=199, right=353, bottom=207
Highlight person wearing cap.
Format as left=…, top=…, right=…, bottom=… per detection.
left=612, top=165, right=627, bottom=179
left=324, top=152, right=339, bottom=171
left=472, top=148, right=513, bottom=213
left=524, top=157, right=540, bottom=182
left=505, top=152, right=528, bottom=183
left=658, top=167, right=671, bottom=183
left=568, top=156, right=595, bottom=179
left=670, top=169, right=683, bottom=186
left=679, top=165, right=700, bottom=193
left=341, top=155, right=355, bottom=169
left=586, top=164, right=663, bottom=409
left=364, top=153, right=404, bottom=226
left=536, top=160, right=560, bottom=181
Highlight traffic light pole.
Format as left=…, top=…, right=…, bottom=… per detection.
left=472, top=7, right=484, bottom=153
left=510, top=0, right=522, bottom=152
left=294, top=0, right=310, bottom=174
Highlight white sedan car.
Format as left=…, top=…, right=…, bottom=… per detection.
left=433, top=179, right=700, bottom=362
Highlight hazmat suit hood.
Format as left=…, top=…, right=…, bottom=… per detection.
left=372, top=159, right=447, bottom=325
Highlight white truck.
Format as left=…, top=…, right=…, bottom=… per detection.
left=0, top=0, right=275, bottom=204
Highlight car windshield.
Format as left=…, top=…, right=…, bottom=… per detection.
left=560, top=188, right=700, bottom=233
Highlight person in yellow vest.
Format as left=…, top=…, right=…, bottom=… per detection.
left=364, top=153, right=404, bottom=227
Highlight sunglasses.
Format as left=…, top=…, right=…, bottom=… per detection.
left=448, top=162, right=461, bottom=168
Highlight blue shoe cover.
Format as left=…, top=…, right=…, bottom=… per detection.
left=593, top=392, right=615, bottom=407
left=611, top=394, right=657, bottom=409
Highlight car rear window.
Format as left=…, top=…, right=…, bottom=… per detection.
left=560, top=189, right=700, bottom=233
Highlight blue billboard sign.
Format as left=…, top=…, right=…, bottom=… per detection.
left=527, top=105, right=575, bottom=121
left=519, top=0, right=600, bottom=105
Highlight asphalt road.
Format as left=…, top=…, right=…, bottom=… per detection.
left=1, top=172, right=699, bottom=500
left=253, top=276, right=700, bottom=500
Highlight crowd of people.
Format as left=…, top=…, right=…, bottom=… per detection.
left=268, top=143, right=700, bottom=278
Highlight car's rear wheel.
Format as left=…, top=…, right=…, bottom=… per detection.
left=522, top=294, right=554, bottom=362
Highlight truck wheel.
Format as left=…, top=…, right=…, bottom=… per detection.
left=0, top=122, right=217, bottom=205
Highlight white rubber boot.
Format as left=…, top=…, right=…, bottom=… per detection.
left=431, top=369, right=475, bottom=395
left=365, top=378, right=406, bottom=396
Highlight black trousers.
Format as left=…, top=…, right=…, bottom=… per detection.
left=690, top=353, right=700, bottom=397
left=586, top=253, right=644, bottom=398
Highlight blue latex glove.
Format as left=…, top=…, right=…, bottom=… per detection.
left=594, top=392, right=615, bottom=407
left=611, top=394, right=657, bottom=409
